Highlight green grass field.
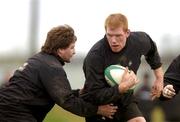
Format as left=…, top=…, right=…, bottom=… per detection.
left=44, top=104, right=165, bottom=122
left=44, top=104, right=85, bottom=122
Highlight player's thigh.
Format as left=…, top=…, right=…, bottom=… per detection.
left=124, top=102, right=146, bottom=122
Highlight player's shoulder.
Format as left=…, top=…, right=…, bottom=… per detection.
left=32, top=52, right=63, bottom=69
left=88, top=37, right=107, bottom=54
left=130, top=31, right=149, bottom=38
left=129, top=31, right=152, bottom=43
left=174, top=54, right=180, bottom=61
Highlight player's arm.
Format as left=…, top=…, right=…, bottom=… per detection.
left=160, top=78, right=180, bottom=100
left=142, top=33, right=164, bottom=100
left=39, top=65, right=117, bottom=118
left=160, top=54, right=180, bottom=99
left=72, top=88, right=118, bottom=119
left=162, top=84, right=176, bottom=99
left=151, top=67, right=164, bottom=100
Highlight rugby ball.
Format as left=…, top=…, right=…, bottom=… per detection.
left=104, top=65, right=135, bottom=90
left=104, top=65, right=126, bottom=86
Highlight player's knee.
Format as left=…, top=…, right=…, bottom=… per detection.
left=127, top=116, right=146, bottom=122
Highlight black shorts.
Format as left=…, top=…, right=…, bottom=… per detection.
left=86, top=92, right=143, bottom=122
left=86, top=102, right=143, bottom=122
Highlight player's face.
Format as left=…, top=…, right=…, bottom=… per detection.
left=106, top=26, right=130, bottom=52
left=57, top=42, right=76, bottom=63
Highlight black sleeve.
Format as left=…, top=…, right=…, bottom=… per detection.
left=39, top=64, right=98, bottom=117
left=82, top=53, right=122, bottom=105
left=163, top=55, right=180, bottom=94
left=159, top=79, right=180, bottom=101
left=142, top=33, right=162, bottom=69
left=159, top=55, right=180, bottom=101
left=164, top=79, right=180, bottom=94
left=164, top=55, right=180, bottom=86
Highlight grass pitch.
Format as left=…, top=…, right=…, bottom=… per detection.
left=44, top=104, right=85, bottom=122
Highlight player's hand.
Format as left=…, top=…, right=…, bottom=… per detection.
left=119, top=68, right=139, bottom=93
left=162, top=85, right=176, bottom=98
left=97, top=104, right=118, bottom=119
left=151, top=78, right=164, bottom=100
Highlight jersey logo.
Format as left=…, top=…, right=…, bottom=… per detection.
left=18, top=62, right=28, bottom=71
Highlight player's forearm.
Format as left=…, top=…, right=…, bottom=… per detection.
left=154, top=67, right=164, bottom=82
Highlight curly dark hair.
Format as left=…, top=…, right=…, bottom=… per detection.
left=41, top=24, right=77, bottom=54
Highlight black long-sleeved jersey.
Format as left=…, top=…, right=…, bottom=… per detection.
left=0, top=52, right=97, bottom=122
left=82, top=32, right=162, bottom=105
left=164, top=54, right=180, bottom=93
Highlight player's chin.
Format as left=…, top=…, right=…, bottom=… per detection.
left=65, top=56, right=74, bottom=63
left=111, top=48, right=121, bottom=52
left=64, top=59, right=71, bottom=63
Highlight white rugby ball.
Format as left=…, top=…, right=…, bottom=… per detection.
left=104, top=65, right=135, bottom=90
left=104, top=65, right=126, bottom=86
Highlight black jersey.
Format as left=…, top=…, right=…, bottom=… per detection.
left=164, top=54, right=180, bottom=93
left=0, top=52, right=97, bottom=122
left=82, top=32, right=162, bottom=105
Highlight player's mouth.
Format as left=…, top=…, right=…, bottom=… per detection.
left=111, top=44, right=120, bottom=49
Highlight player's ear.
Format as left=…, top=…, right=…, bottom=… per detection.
left=57, top=48, right=63, bottom=57
left=126, top=29, right=130, bottom=38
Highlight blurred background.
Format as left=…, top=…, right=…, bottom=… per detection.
left=0, top=0, right=180, bottom=122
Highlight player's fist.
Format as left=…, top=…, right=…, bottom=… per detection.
left=162, top=84, right=176, bottom=98
left=119, top=68, right=139, bottom=93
